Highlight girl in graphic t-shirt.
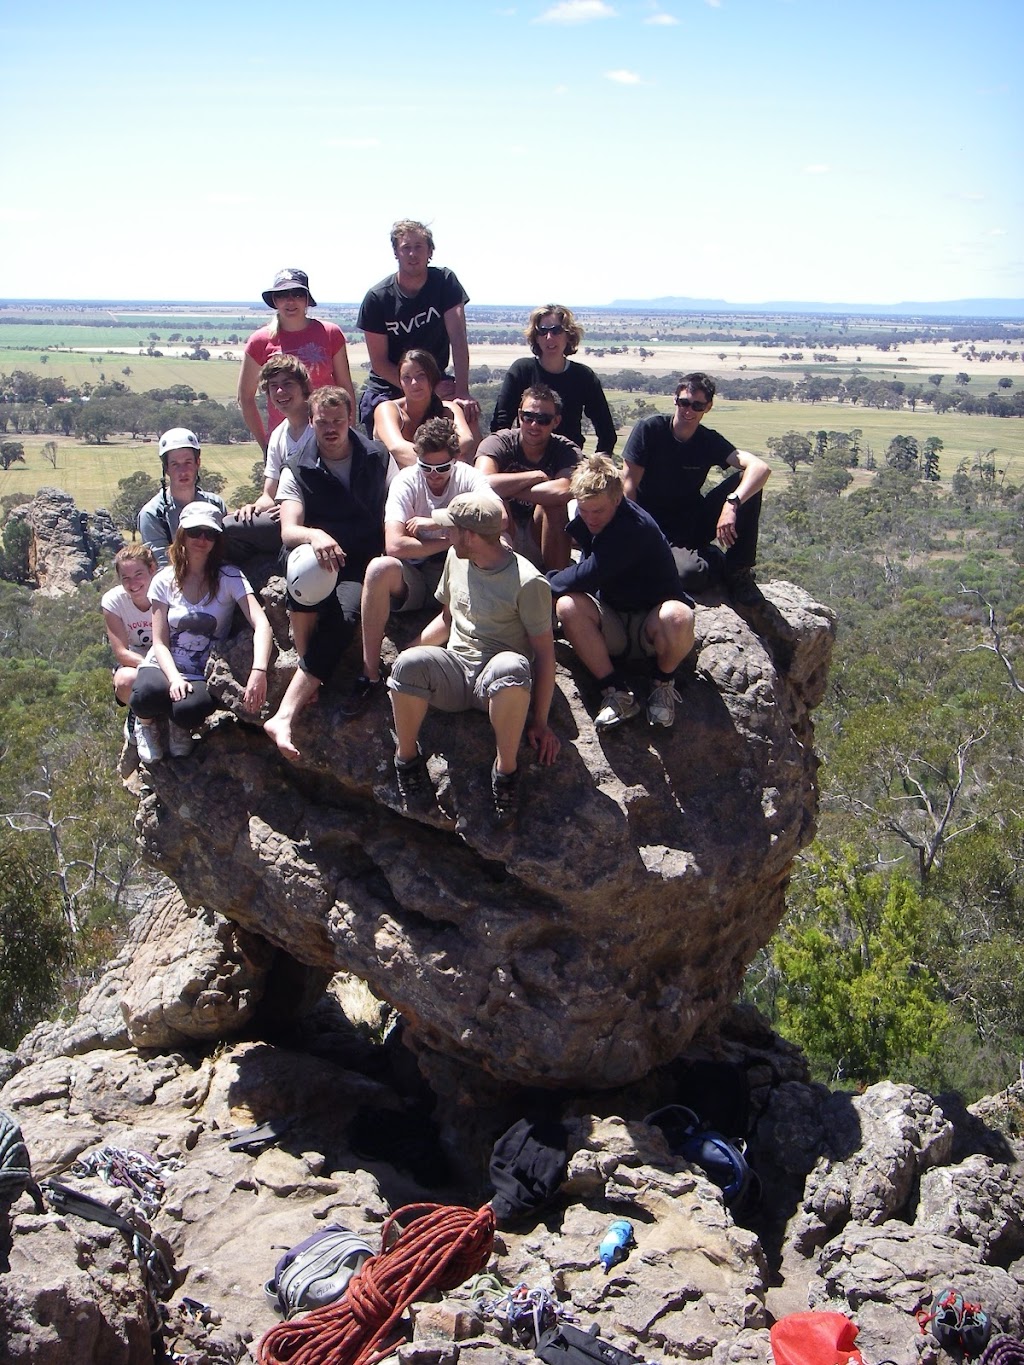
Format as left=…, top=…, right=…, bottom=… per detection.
left=129, top=503, right=273, bottom=764
left=237, top=267, right=356, bottom=451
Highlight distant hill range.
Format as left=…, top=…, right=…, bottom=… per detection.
left=606, top=296, right=1024, bottom=321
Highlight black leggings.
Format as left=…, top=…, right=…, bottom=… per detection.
left=130, top=665, right=217, bottom=728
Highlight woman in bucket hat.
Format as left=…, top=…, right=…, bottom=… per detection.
left=129, top=502, right=273, bottom=763
left=237, top=268, right=356, bottom=452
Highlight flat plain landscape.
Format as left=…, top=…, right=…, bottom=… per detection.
left=2, top=303, right=1022, bottom=511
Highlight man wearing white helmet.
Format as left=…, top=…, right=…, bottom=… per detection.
left=138, top=429, right=226, bottom=568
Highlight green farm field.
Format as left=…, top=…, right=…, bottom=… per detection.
left=605, top=393, right=1024, bottom=485
left=3, top=394, right=1022, bottom=514
left=0, top=349, right=243, bottom=401
left=0, top=436, right=257, bottom=512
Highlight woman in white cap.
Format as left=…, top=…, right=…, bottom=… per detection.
left=129, top=502, right=273, bottom=763
left=237, top=268, right=356, bottom=453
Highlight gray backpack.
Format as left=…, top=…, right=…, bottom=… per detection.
left=264, top=1224, right=374, bottom=1318
left=0, top=1108, right=43, bottom=1212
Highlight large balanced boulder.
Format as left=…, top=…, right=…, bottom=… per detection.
left=130, top=581, right=834, bottom=1091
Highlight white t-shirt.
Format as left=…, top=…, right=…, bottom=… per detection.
left=101, top=585, right=153, bottom=654
left=145, top=565, right=253, bottom=680
left=265, top=421, right=317, bottom=484
left=384, top=461, right=485, bottom=566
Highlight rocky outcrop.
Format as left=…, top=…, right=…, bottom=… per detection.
left=131, top=579, right=835, bottom=1092
left=8, top=486, right=123, bottom=594
left=3, top=988, right=1024, bottom=1365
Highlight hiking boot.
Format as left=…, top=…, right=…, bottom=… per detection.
left=647, top=680, right=682, bottom=728
left=491, top=762, right=520, bottom=826
left=167, top=721, right=195, bottom=758
left=135, top=722, right=164, bottom=764
left=595, top=686, right=640, bottom=731
left=394, top=751, right=430, bottom=806
left=726, top=566, right=764, bottom=608
left=339, top=674, right=383, bottom=718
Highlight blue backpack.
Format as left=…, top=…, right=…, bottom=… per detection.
left=644, top=1104, right=760, bottom=1211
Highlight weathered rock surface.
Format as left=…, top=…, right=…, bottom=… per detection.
left=9, top=486, right=123, bottom=594
left=4, top=1003, right=1024, bottom=1365
left=130, top=579, right=835, bottom=1091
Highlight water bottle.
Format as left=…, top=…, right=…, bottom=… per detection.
left=598, top=1218, right=635, bottom=1273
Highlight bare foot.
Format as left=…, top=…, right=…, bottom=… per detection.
left=264, top=714, right=300, bottom=761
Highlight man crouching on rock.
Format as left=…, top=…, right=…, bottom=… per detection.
left=387, top=489, right=560, bottom=825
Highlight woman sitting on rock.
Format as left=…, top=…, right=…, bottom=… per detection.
left=373, top=348, right=479, bottom=467
left=129, top=503, right=273, bottom=764
left=490, top=303, right=616, bottom=453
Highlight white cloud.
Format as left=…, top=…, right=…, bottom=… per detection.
left=0, top=207, right=38, bottom=223
left=802, top=163, right=830, bottom=175
left=644, top=11, right=679, bottom=23
left=535, top=0, right=615, bottom=23
left=605, top=68, right=642, bottom=84
left=704, top=0, right=722, bottom=7
left=322, top=136, right=380, bottom=149
left=987, top=228, right=1007, bottom=237
left=553, top=83, right=569, bottom=95
left=204, top=192, right=254, bottom=206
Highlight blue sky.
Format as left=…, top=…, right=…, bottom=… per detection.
left=1, top=0, right=1021, bottom=306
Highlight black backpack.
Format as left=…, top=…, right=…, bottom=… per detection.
left=537, top=1322, right=645, bottom=1365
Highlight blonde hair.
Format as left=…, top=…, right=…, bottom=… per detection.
left=570, top=455, right=623, bottom=503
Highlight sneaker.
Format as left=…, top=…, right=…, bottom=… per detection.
left=927, top=1287, right=965, bottom=1350
left=394, top=751, right=430, bottom=805
left=339, top=674, right=383, bottom=719
left=959, top=1303, right=992, bottom=1357
left=595, top=687, right=640, bottom=731
left=491, top=762, right=520, bottom=827
left=167, top=721, right=195, bottom=758
left=647, top=680, right=682, bottom=728
left=135, top=722, right=164, bottom=764
left=123, top=711, right=137, bottom=747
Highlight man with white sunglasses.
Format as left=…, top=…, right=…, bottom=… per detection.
left=342, top=416, right=488, bottom=716
left=623, top=371, right=770, bottom=602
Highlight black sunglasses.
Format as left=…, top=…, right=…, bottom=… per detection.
left=675, top=397, right=709, bottom=412
left=185, top=526, right=219, bottom=540
left=536, top=323, right=565, bottom=337
left=273, top=288, right=307, bottom=301
left=519, top=410, right=555, bottom=426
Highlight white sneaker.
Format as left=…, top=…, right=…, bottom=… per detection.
left=135, top=723, right=164, bottom=764
left=123, top=712, right=136, bottom=747
left=647, top=680, right=682, bottom=728
left=167, top=721, right=195, bottom=758
left=595, top=687, right=640, bottom=731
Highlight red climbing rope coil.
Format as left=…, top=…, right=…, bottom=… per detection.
left=256, top=1201, right=496, bottom=1365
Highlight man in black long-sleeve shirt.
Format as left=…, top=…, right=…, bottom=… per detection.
left=547, top=456, right=694, bottom=731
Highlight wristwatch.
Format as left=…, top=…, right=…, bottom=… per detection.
left=726, top=492, right=742, bottom=507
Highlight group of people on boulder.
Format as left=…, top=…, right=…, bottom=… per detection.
left=103, top=219, right=770, bottom=823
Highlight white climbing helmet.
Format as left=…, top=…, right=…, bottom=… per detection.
left=286, top=543, right=337, bottom=605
